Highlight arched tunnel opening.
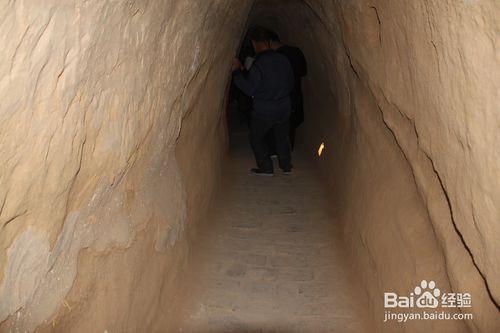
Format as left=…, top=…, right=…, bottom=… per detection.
left=0, top=1, right=498, bottom=332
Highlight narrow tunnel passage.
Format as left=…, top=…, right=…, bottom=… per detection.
left=0, top=1, right=498, bottom=332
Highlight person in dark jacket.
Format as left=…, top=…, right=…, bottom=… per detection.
left=232, top=26, right=295, bottom=176
left=270, top=31, right=307, bottom=149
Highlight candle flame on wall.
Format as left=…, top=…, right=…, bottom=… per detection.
left=317, top=142, right=325, bottom=156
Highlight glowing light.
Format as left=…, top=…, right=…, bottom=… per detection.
left=317, top=142, right=325, bottom=156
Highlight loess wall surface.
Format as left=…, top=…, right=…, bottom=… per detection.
left=0, top=1, right=252, bottom=331
left=252, top=0, right=499, bottom=332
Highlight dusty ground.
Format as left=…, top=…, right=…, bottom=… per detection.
left=179, top=132, right=369, bottom=332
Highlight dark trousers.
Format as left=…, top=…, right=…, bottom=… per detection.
left=289, top=106, right=303, bottom=149
left=250, top=116, right=292, bottom=172
left=289, top=125, right=297, bottom=149
left=265, top=109, right=301, bottom=152
left=265, top=125, right=296, bottom=152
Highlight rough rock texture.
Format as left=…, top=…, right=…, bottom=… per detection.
left=251, top=0, right=499, bottom=332
left=0, top=1, right=251, bottom=331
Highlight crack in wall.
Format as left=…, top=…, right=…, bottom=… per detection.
left=369, top=6, right=382, bottom=46
left=331, top=0, right=499, bottom=314
left=370, top=79, right=500, bottom=311
left=423, top=152, right=500, bottom=311
left=375, top=86, right=499, bottom=311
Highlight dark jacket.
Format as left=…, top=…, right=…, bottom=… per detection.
left=232, top=49, right=294, bottom=122
left=276, top=45, right=307, bottom=126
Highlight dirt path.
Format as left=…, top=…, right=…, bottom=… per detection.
left=179, top=133, right=368, bottom=332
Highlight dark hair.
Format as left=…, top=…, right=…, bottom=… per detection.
left=269, top=31, right=280, bottom=42
left=247, top=26, right=273, bottom=42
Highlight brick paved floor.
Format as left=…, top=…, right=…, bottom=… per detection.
left=180, top=133, right=368, bottom=332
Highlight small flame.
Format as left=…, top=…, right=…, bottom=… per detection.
left=317, top=142, right=325, bottom=156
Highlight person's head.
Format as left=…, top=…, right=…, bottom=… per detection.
left=247, top=26, right=272, bottom=53
left=269, top=30, right=283, bottom=49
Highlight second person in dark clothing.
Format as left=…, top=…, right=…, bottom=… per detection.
left=232, top=27, right=295, bottom=176
left=270, top=31, right=307, bottom=149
